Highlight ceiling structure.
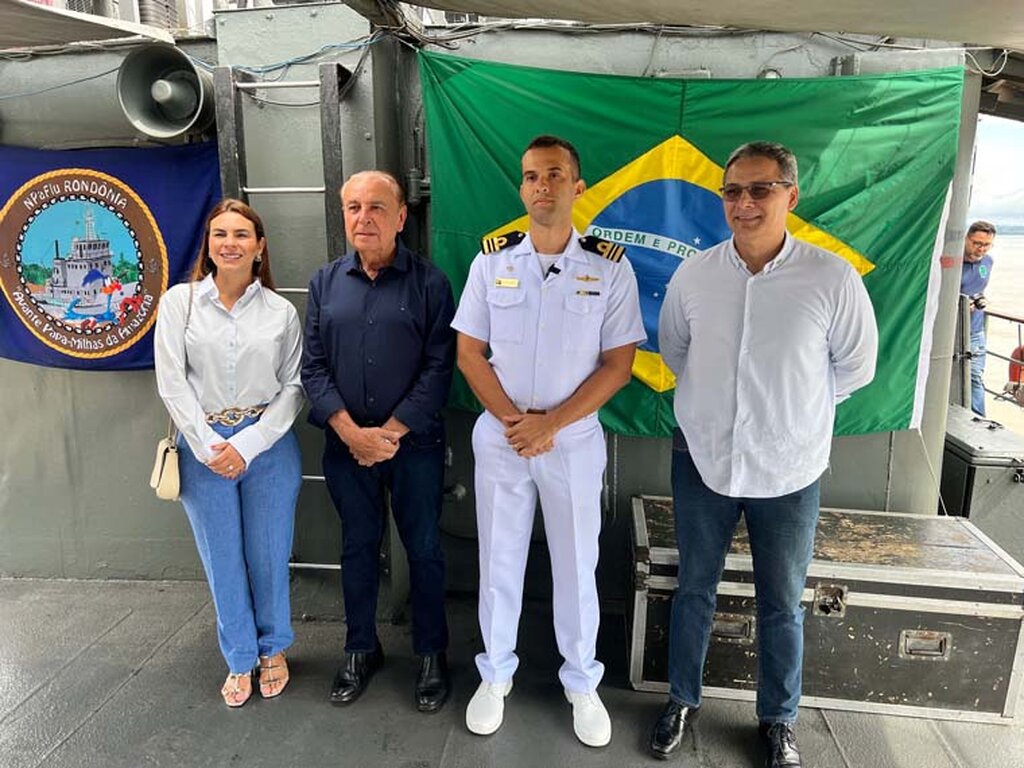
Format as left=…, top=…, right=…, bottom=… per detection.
left=0, top=0, right=171, bottom=49
left=406, top=1, right=1024, bottom=52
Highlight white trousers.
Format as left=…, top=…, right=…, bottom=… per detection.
left=471, top=410, right=606, bottom=693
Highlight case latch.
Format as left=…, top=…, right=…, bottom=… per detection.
left=813, top=583, right=848, bottom=617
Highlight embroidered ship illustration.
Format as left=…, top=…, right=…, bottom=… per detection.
left=30, top=205, right=131, bottom=326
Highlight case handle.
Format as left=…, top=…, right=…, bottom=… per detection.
left=711, top=613, right=755, bottom=645
left=898, top=629, right=952, bottom=661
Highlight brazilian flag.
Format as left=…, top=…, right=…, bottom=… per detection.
left=419, top=50, right=963, bottom=438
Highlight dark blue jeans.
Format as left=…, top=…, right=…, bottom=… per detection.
left=667, top=431, right=820, bottom=723
left=322, top=426, right=448, bottom=655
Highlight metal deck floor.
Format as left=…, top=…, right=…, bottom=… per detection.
left=1, top=578, right=1022, bottom=768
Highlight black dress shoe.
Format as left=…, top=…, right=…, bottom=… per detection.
left=329, top=640, right=384, bottom=705
left=759, top=721, right=801, bottom=768
left=649, top=700, right=698, bottom=760
left=415, top=652, right=450, bottom=713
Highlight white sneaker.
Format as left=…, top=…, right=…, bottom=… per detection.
left=565, top=689, right=612, bottom=747
left=466, top=680, right=513, bottom=735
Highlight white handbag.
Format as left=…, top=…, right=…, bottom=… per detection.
left=150, top=281, right=192, bottom=502
left=150, top=418, right=180, bottom=501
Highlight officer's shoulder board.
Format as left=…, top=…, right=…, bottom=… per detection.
left=578, top=235, right=625, bottom=263
left=481, top=230, right=526, bottom=255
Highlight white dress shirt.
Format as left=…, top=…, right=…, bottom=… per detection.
left=659, top=233, right=878, bottom=498
left=452, top=231, right=646, bottom=414
left=154, top=274, right=304, bottom=465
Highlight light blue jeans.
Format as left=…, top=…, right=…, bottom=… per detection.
left=178, top=416, right=301, bottom=674
left=970, top=329, right=987, bottom=416
left=667, top=432, right=820, bottom=723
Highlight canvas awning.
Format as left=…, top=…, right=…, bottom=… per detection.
left=409, top=1, right=1024, bottom=53
left=0, top=0, right=172, bottom=49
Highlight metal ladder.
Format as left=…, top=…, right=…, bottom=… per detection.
left=212, top=62, right=349, bottom=250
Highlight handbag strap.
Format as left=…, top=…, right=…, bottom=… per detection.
left=164, top=281, right=196, bottom=443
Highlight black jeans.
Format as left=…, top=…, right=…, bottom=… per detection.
left=323, top=426, right=449, bottom=655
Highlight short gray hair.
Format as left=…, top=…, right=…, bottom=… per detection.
left=725, top=141, right=798, bottom=186
left=341, top=170, right=406, bottom=206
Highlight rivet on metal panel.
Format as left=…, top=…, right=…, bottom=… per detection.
left=364, top=132, right=373, bottom=140
left=311, top=10, right=317, bottom=17
left=266, top=13, right=274, bottom=20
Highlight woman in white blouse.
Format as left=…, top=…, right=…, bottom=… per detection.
left=155, top=199, right=303, bottom=707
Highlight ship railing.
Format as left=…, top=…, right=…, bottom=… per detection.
left=983, top=308, right=1024, bottom=409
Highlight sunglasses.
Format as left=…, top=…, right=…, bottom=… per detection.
left=719, top=180, right=794, bottom=201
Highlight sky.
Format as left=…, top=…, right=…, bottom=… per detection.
left=967, top=115, right=1024, bottom=229
left=22, top=203, right=135, bottom=267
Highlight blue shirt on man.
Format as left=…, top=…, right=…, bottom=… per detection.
left=961, top=253, right=993, bottom=335
left=301, top=239, right=456, bottom=434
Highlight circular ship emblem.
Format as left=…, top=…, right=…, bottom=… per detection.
left=0, top=169, right=168, bottom=359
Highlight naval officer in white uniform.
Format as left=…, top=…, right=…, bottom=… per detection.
left=453, top=135, right=646, bottom=747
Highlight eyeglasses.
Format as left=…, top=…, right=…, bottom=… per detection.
left=719, top=181, right=794, bottom=201
left=967, top=239, right=993, bottom=250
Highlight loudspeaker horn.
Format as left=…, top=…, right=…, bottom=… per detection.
left=117, top=44, right=215, bottom=139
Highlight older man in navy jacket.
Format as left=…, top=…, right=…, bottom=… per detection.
left=302, top=170, right=456, bottom=713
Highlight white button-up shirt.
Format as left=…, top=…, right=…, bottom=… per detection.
left=658, top=233, right=878, bottom=498
left=154, top=275, right=304, bottom=464
left=453, top=231, right=646, bottom=414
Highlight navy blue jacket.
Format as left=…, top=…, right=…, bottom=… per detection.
left=301, top=240, right=456, bottom=434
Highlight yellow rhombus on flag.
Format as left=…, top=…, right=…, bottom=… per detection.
left=484, top=135, right=875, bottom=394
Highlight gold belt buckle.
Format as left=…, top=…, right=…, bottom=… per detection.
left=206, top=405, right=266, bottom=426
left=222, top=408, right=244, bottom=426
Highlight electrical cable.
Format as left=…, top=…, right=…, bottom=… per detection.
left=0, top=66, right=119, bottom=101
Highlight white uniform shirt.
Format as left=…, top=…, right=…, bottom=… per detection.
left=658, top=233, right=878, bottom=498
left=453, top=231, right=646, bottom=414
left=154, top=274, right=304, bottom=465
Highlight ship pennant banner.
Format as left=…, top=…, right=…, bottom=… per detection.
left=0, top=142, right=220, bottom=370
left=419, top=51, right=964, bottom=437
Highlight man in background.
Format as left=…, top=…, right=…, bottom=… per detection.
left=960, top=220, right=997, bottom=415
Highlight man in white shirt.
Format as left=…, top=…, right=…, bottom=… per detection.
left=648, top=142, right=878, bottom=767
left=453, top=135, right=645, bottom=747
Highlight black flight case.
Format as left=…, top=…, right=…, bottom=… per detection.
left=628, top=495, right=1024, bottom=723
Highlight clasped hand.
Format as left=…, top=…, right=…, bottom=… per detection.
left=346, top=426, right=402, bottom=467
left=503, top=412, right=556, bottom=457
left=207, top=442, right=246, bottom=480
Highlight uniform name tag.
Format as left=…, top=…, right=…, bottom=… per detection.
left=494, top=278, right=520, bottom=288
left=576, top=290, right=601, bottom=297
